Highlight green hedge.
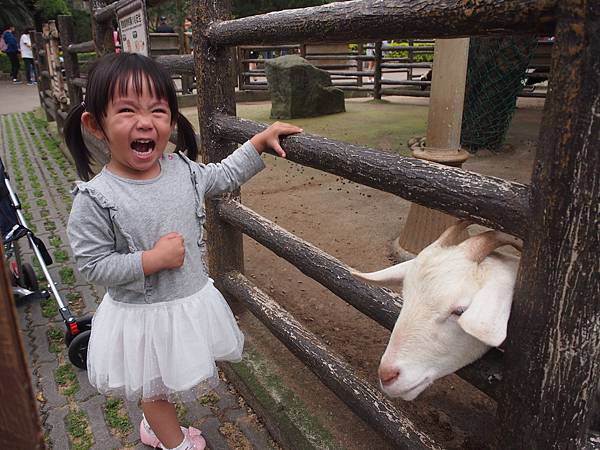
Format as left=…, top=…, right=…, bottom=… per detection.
left=0, top=53, right=10, bottom=74
left=385, top=41, right=434, bottom=62
left=348, top=41, right=434, bottom=62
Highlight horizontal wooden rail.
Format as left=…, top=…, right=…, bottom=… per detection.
left=206, top=0, right=557, bottom=46
left=222, top=271, right=444, bottom=449
left=212, top=114, right=530, bottom=238
left=154, top=54, right=195, bottom=75
left=381, top=79, right=430, bottom=86
left=71, top=77, right=87, bottom=88
left=217, top=199, right=503, bottom=398
left=381, top=62, right=433, bottom=69
left=67, top=41, right=94, bottom=54
left=218, top=199, right=401, bottom=328
left=380, top=88, right=431, bottom=97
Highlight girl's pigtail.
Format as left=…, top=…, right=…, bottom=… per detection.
left=64, top=103, right=94, bottom=181
left=175, top=113, right=198, bottom=161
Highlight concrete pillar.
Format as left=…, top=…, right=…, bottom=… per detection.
left=393, top=38, right=470, bottom=260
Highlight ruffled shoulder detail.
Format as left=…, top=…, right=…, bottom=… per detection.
left=72, top=180, right=117, bottom=210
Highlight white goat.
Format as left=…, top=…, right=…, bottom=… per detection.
left=351, top=221, right=522, bottom=400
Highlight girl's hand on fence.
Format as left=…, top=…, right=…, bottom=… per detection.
left=143, top=232, right=185, bottom=275
left=250, top=121, right=303, bottom=158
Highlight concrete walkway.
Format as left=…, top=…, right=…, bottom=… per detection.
left=0, top=108, right=276, bottom=447
left=0, top=79, right=41, bottom=114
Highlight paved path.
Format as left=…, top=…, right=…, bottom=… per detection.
left=0, top=79, right=41, bottom=114
left=0, top=111, right=276, bottom=449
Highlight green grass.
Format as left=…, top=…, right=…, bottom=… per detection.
left=41, top=296, right=58, bottom=319
left=49, top=235, right=62, bottom=247
left=184, top=100, right=429, bottom=156
left=104, top=398, right=133, bottom=437
left=43, top=220, right=57, bottom=232
left=55, top=364, right=80, bottom=397
left=66, top=409, right=93, bottom=450
left=47, top=326, right=64, bottom=353
left=59, top=267, right=76, bottom=285
left=199, top=392, right=220, bottom=406
left=175, top=403, right=189, bottom=427
left=54, top=249, right=69, bottom=263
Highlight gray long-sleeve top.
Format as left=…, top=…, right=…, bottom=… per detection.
left=67, top=142, right=264, bottom=304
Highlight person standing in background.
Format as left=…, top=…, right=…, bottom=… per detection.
left=2, top=25, right=20, bottom=83
left=19, top=28, right=36, bottom=85
left=183, top=16, right=193, bottom=52
left=156, top=16, right=175, bottom=33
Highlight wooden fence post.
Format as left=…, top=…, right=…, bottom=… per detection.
left=32, top=31, right=52, bottom=121
left=192, top=0, right=243, bottom=293
left=497, top=1, right=600, bottom=448
left=57, top=15, right=83, bottom=107
left=373, top=40, right=382, bottom=99
left=0, top=245, right=44, bottom=450
left=91, top=0, right=115, bottom=56
left=356, top=43, right=364, bottom=88
left=46, top=21, right=67, bottom=130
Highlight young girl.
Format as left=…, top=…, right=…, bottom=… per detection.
left=64, top=53, right=301, bottom=450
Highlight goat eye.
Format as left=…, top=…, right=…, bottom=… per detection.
left=452, top=307, right=466, bottom=317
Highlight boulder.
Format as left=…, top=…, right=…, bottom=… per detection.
left=265, top=55, right=345, bottom=119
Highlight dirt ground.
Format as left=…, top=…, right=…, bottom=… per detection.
left=183, top=96, right=543, bottom=449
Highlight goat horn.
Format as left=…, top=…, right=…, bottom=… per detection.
left=436, top=220, right=472, bottom=247
left=459, top=230, right=522, bottom=262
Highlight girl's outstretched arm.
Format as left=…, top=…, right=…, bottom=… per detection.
left=250, top=121, right=303, bottom=158
left=198, top=121, right=302, bottom=198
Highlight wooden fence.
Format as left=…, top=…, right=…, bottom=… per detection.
left=193, top=1, right=599, bottom=448
left=18, top=0, right=599, bottom=448
left=30, top=10, right=552, bottom=128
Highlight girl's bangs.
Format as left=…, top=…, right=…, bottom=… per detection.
left=110, top=66, right=169, bottom=104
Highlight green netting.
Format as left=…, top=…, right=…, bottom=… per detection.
left=461, top=36, right=538, bottom=152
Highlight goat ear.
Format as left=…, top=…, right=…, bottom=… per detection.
left=350, top=260, right=414, bottom=288
left=457, top=278, right=514, bottom=347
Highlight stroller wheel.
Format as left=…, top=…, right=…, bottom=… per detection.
left=68, top=330, right=91, bottom=370
left=21, top=263, right=39, bottom=291
left=64, top=314, right=94, bottom=346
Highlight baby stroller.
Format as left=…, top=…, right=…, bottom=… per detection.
left=0, top=156, right=91, bottom=369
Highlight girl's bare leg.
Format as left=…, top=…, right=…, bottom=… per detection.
left=142, top=399, right=184, bottom=448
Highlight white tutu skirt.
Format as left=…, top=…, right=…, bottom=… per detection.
left=87, top=280, right=244, bottom=402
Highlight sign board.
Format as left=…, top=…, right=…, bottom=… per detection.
left=116, top=0, right=150, bottom=56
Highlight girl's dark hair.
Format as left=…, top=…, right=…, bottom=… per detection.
left=63, top=52, right=198, bottom=181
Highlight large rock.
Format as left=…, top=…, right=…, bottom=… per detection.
left=265, top=55, right=345, bottom=119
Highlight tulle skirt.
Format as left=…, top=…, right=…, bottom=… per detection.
left=86, top=280, right=244, bottom=402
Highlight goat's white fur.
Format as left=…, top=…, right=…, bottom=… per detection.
left=351, top=222, right=520, bottom=400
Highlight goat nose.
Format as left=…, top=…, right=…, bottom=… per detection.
left=378, top=365, right=400, bottom=386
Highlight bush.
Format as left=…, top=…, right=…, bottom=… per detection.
left=0, top=53, right=10, bottom=74
left=384, top=41, right=433, bottom=62
left=348, top=41, right=434, bottom=62
left=71, top=9, right=92, bottom=44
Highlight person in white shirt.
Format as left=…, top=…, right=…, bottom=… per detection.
left=19, top=29, right=36, bottom=85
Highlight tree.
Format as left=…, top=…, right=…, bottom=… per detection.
left=35, top=0, right=71, bottom=21
left=0, top=0, right=34, bottom=30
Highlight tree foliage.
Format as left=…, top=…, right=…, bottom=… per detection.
left=0, top=0, right=35, bottom=30
left=35, top=0, right=71, bottom=22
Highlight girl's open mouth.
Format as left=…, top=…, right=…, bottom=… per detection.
left=131, top=139, right=156, bottom=158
